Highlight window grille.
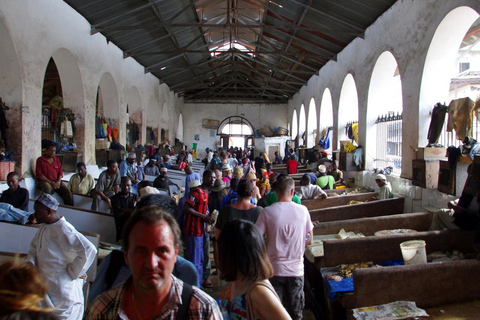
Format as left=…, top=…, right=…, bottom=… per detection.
left=375, top=113, right=402, bottom=175
left=437, top=112, right=479, bottom=147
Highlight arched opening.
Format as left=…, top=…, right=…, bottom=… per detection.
left=147, top=96, right=160, bottom=145
left=419, top=7, right=480, bottom=147
left=95, top=73, right=120, bottom=161
left=0, top=18, right=23, bottom=167
left=177, top=113, right=184, bottom=143
left=298, top=104, right=306, bottom=146
left=217, top=116, right=254, bottom=149
left=307, top=98, right=317, bottom=148
left=319, top=88, right=333, bottom=152
left=367, top=51, right=403, bottom=174
left=291, top=109, right=298, bottom=140
left=47, top=49, right=86, bottom=167
left=41, top=58, right=67, bottom=149
left=338, top=74, right=359, bottom=146
left=126, top=86, right=142, bottom=147
left=161, top=102, right=169, bottom=144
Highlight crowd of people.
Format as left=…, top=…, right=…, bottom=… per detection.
left=0, top=142, right=414, bottom=320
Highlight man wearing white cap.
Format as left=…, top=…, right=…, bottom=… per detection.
left=182, top=170, right=215, bottom=286
left=26, top=193, right=97, bottom=320
left=375, top=174, right=393, bottom=199
left=119, top=152, right=138, bottom=185
left=315, top=164, right=335, bottom=190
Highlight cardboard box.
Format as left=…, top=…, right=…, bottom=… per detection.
left=95, top=138, right=110, bottom=150
left=416, top=147, right=446, bottom=160
left=339, top=140, right=350, bottom=152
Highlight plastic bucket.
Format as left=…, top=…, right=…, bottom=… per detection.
left=400, top=240, right=427, bottom=265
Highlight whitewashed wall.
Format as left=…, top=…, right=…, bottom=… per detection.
left=181, top=103, right=288, bottom=159
left=0, top=0, right=181, bottom=176
left=287, top=0, right=480, bottom=180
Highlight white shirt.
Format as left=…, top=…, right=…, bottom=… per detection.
left=378, top=182, right=393, bottom=199
left=27, top=217, right=97, bottom=320
left=256, top=202, right=313, bottom=277
left=300, top=184, right=327, bottom=200
left=228, top=157, right=238, bottom=169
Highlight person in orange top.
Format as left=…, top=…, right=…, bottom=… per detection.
left=35, top=143, right=73, bottom=206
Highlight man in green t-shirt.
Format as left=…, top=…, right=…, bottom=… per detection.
left=315, top=164, right=335, bottom=190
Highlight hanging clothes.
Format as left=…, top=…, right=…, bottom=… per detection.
left=50, top=105, right=58, bottom=130
left=427, top=103, right=448, bottom=146
left=351, top=123, right=359, bottom=143
left=111, top=128, right=118, bottom=142
left=447, top=97, right=475, bottom=141
left=0, top=106, right=8, bottom=149
left=318, top=127, right=332, bottom=149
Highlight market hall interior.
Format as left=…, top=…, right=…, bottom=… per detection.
left=1, top=0, right=480, bottom=319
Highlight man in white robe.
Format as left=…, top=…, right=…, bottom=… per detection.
left=375, top=174, right=394, bottom=200
left=26, top=193, right=97, bottom=320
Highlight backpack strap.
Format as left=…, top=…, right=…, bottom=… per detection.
left=177, top=282, right=194, bottom=320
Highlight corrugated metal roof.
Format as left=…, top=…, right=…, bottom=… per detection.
left=64, top=0, right=398, bottom=103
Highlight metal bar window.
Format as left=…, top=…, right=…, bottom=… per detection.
left=438, top=112, right=479, bottom=147
left=375, top=112, right=402, bottom=175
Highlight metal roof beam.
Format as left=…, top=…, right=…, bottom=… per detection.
left=126, top=49, right=328, bottom=57
left=287, top=0, right=365, bottom=35
left=170, top=64, right=233, bottom=89
left=237, top=53, right=307, bottom=83
left=93, top=22, right=362, bottom=33
left=90, top=0, right=165, bottom=32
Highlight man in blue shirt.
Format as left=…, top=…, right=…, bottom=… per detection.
left=119, top=152, right=138, bottom=185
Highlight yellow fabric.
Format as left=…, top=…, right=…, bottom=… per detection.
left=352, top=123, right=359, bottom=143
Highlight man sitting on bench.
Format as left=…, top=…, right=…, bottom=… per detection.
left=0, top=171, right=29, bottom=211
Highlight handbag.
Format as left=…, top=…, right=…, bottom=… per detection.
left=245, top=280, right=280, bottom=320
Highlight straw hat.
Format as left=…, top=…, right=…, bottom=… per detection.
left=221, top=163, right=231, bottom=171
left=233, top=167, right=244, bottom=179
left=189, top=179, right=201, bottom=188
left=246, top=172, right=258, bottom=181
left=211, top=179, right=226, bottom=192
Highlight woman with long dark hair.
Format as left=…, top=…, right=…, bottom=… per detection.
left=217, top=220, right=291, bottom=320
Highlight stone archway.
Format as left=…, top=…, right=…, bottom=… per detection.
left=419, top=6, right=480, bottom=147
left=319, top=88, right=334, bottom=152
left=367, top=51, right=403, bottom=173
left=338, top=74, right=359, bottom=146
left=126, top=86, right=142, bottom=146
left=307, top=98, right=317, bottom=148
left=0, top=18, right=23, bottom=170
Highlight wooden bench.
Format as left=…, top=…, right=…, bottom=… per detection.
left=310, top=197, right=404, bottom=224
left=302, top=192, right=377, bottom=211
left=313, top=211, right=432, bottom=236
left=347, top=259, right=480, bottom=309
left=323, top=229, right=475, bottom=267
left=144, top=174, right=184, bottom=192
left=28, top=200, right=116, bottom=244
left=306, top=229, right=478, bottom=320
left=0, top=221, right=99, bottom=281
left=72, top=193, right=110, bottom=213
